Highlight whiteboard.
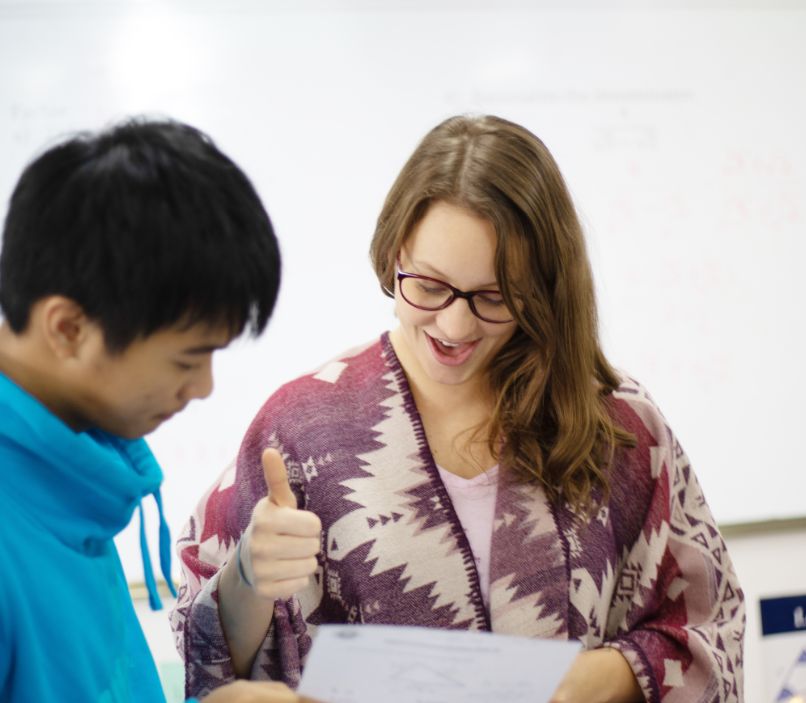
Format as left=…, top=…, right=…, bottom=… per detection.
left=1, top=0, right=803, bottom=585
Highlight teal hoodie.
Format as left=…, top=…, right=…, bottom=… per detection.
left=0, top=371, right=179, bottom=702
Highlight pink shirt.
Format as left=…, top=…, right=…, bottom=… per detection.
left=436, top=464, right=499, bottom=611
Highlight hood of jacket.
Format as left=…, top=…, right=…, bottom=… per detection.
left=0, top=370, right=174, bottom=608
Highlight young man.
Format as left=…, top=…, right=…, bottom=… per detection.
left=0, top=120, right=310, bottom=703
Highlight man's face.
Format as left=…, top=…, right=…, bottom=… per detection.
left=68, top=321, right=233, bottom=438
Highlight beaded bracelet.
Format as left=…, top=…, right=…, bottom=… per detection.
left=236, top=538, right=253, bottom=588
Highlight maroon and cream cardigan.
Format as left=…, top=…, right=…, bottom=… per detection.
left=170, top=334, right=744, bottom=702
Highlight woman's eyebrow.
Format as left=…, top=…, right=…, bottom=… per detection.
left=408, top=258, right=499, bottom=289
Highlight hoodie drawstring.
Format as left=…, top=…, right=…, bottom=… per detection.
left=154, top=489, right=178, bottom=599
left=138, top=488, right=177, bottom=611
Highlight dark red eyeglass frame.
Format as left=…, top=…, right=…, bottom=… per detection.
left=393, top=262, right=514, bottom=324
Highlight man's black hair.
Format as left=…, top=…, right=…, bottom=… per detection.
left=0, top=118, right=281, bottom=351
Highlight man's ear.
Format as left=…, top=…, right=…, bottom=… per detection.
left=37, top=296, right=93, bottom=360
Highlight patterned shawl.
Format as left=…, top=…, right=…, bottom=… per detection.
left=171, top=334, right=744, bottom=702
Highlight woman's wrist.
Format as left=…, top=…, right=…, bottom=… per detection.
left=218, top=538, right=276, bottom=678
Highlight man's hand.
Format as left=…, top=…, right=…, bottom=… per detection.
left=201, top=680, right=322, bottom=702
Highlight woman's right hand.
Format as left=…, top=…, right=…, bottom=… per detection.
left=218, top=448, right=321, bottom=677
left=200, top=680, right=322, bottom=702
left=238, top=448, right=322, bottom=601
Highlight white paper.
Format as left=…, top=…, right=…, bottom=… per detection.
left=298, top=624, right=581, bottom=703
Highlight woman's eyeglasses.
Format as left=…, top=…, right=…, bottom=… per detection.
left=392, top=264, right=514, bottom=324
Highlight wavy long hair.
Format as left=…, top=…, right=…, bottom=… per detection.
left=370, top=115, right=635, bottom=512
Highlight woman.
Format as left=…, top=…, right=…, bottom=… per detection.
left=171, top=115, right=744, bottom=702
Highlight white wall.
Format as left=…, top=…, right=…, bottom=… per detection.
left=723, top=524, right=806, bottom=702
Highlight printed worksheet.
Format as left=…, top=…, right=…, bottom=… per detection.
left=298, top=624, right=581, bottom=703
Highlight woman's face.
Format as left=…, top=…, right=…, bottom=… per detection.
left=392, top=200, right=518, bottom=393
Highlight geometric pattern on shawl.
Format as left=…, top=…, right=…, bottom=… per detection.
left=170, top=336, right=745, bottom=702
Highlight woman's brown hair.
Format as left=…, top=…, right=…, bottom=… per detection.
left=370, top=114, right=635, bottom=512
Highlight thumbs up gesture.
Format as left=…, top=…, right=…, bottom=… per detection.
left=238, top=448, right=322, bottom=600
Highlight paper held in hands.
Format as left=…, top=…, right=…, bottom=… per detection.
left=298, top=624, right=581, bottom=703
